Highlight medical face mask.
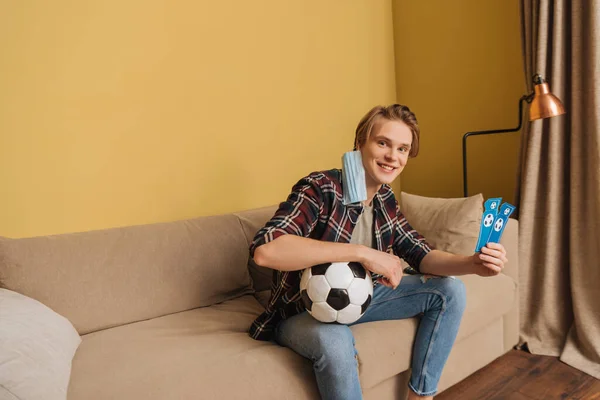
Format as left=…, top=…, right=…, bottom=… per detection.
left=342, top=151, right=368, bottom=205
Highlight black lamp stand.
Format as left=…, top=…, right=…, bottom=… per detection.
left=462, top=93, right=534, bottom=197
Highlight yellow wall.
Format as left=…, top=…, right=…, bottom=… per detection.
left=0, top=1, right=397, bottom=238
left=392, top=1, right=525, bottom=203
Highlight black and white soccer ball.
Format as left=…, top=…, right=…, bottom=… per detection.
left=494, top=218, right=504, bottom=231
left=483, top=213, right=495, bottom=227
left=299, top=262, right=373, bottom=324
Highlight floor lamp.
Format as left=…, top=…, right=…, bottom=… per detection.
left=462, top=74, right=566, bottom=197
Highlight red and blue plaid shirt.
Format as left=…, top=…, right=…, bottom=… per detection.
left=248, top=169, right=432, bottom=341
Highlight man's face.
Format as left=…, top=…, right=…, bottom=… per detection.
left=359, top=119, right=412, bottom=189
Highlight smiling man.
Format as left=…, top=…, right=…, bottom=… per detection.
left=249, top=104, right=508, bottom=400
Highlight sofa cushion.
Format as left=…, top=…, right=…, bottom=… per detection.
left=399, top=192, right=483, bottom=256
left=0, top=214, right=253, bottom=335
left=0, top=289, right=81, bottom=400
left=353, top=272, right=516, bottom=390
left=67, top=295, right=320, bottom=400
left=235, top=205, right=278, bottom=292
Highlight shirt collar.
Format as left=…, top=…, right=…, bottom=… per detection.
left=345, top=184, right=390, bottom=212
left=372, top=185, right=390, bottom=211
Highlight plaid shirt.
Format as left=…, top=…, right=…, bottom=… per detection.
left=248, top=169, right=432, bottom=341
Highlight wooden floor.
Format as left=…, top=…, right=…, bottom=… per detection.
left=436, top=349, right=600, bottom=400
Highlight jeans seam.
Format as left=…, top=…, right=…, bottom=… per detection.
left=416, top=292, right=446, bottom=393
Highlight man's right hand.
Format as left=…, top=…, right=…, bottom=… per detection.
left=359, top=247, right=404, bottom=289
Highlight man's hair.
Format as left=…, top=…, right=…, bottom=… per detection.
left=353, top=104, right=420, bottom=158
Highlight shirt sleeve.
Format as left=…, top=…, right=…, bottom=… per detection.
left=249, top=174, right=324, bottom=257
left=393, top=202, right=432, bottom=272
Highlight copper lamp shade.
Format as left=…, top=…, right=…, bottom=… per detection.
left=529, top=76, right=566, bottom=120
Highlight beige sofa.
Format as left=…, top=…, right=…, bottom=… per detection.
left=0, top=194, right=518, bottom=399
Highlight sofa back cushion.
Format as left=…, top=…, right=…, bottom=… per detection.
left=399, top=192, right=484, bottom=255
left=234, top=205, right=278, bottom=292
left=0, top=214, right=253, bottom=335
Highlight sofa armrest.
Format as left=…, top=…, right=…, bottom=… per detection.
left=499, top=218, right=519, bottom=284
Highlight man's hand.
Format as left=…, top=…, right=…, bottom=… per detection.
left=472, top=242, right=508, bottom=277
left=359, top=247, right=404, bottom=289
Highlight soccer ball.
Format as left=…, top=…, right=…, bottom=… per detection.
left=299, top=262, right=373, bottom=324
left=494, top=218, right=504, bottom=231
left=483, top=213, right=495, bottom=227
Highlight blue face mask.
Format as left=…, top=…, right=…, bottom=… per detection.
left=342, top=151, right=368, bottom=205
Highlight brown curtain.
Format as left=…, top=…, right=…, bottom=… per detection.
left=518, top=0, right=600, bottom=378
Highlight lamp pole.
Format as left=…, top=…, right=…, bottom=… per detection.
left=462, top=94, right=533, bottom=197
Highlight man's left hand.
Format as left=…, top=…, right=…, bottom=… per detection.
left=472, top=243, right=508, bottom=277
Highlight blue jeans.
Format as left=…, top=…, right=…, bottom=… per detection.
left=274, top=275, right=466, bottom=399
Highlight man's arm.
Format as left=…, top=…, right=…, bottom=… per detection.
left=254, top=235, right=406, bottom=288
left=253, top=236, right=363, bottom=271
left=419, top=243, right=508, bottom=277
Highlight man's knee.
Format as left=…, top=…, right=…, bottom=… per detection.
left=311, top=324, right=357, bottom=371
left=312, top=324, right=355, bottom=351
left=439, top=277, right=466, bottom=313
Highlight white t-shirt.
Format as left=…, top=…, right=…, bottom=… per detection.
left=350, top=203, right=375, bottom=248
